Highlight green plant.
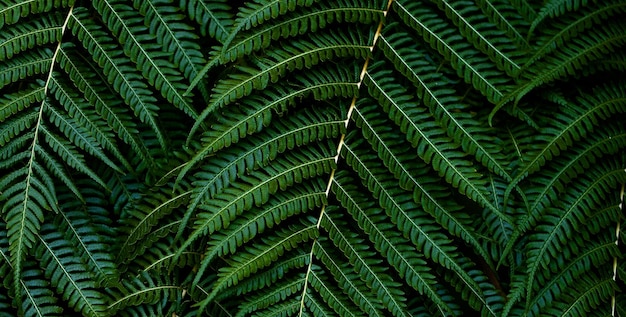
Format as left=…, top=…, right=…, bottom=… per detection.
left=1, top=0, right=625, bottom=316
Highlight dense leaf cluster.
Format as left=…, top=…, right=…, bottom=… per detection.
left=0, top=0, right=625, bottom=316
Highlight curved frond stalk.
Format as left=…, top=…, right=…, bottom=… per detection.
left=107, top=272, right=182, bottom=313
left=503, top=82, right=626, bottom=203
left=491, top=20, right=626, bottom=119
left=220, top=0, right=385, bottom=63
left=319, top=210, right=410, bottom=317
left=188, top=27, right=371, bottom=141
left=393, top=0, right=507, bottom=104
left=524, top=160, right=626, bottom=303
left=362, top=68, right=509, bottom=223
left=175, top=63, right=359, bottom=182
left=221, top=0, right=321, bottom=52
left=90, top=0, right=199, bottom=125
left=118, top=189, right=190, bottom=263
left=524, top=0, right=626, bottom=68
left=529, top=0, right=590, bottom=35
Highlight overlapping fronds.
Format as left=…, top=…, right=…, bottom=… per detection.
left=1, top=0, right=625, bottom=316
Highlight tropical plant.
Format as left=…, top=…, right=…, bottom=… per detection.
left=1, top=0, right=625, bottom=316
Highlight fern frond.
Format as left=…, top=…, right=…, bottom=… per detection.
left=0, top=47, right=52, bottom=89
left=180, top=0, right=233, bottom=41
left=524, top=0, right=626, bottom=68
left=430, top=0, right=523, bottom=76
left=530, top=0, right=590, bottom=35
left=55, top=44, right=152, bottom=167
left=340, top=137, right=500, bottom=316
left=216, top=250, right=310, bottom=301
left=178, top=63, right=358, bottom=181
left=118, top=188, right=190, bottom=263
left=319, top=210, right=410, bottom=317
left=189, top=27, right=370, bottom=140
left=36, top=224, right=108, bottom=316
left=19, top=265, right=62, bottom=317
left=46, top=74, right=128, bottom=171
left=89, top=0, right=199, bottom=125
left=523, top=159, right=625, bottom=303
left=181, top=105, right=343, bottom=235
left=393, top=0, right=507, bottom=104
left=0, top=81, right=45, bottom=122
left=526, top=232, right=618, bottom=316
left=503, top=82, right=626, bottom=203
left=195, top=179, right=326, bottom=283
left=306, top=266, right=364, bottom=317
left=107, top=272, right=182, bottom=313
left=492, top=20, right=626, bottom=116
left=181, top=143, right=335, bottom=282
left=474, top=0, right=529, bottom=47
left=312, top=239, right=386, bottom=317
left=377, top=29, right=511, bottom=181
left=0, top=0, right=73, bottom=29
left=68, top=8, right=167, bottom=150
left=195, top=217, right=318, bottom=310
left=0, top=13, right=64, bottom=61
left=236, top=274, right=306, bottom=317
left=132, top=0, right=206, bottom=80
left=351, top=99, right=494, bottom=270
left=362, top=66, right=509, bottom=223
left=220, top=0, right=384, bottom=63
left=332, top=171, right=459, bottom=315
left=221, top=0, right=320, bottom=51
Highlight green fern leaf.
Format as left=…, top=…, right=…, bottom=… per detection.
left=180, top=0, right=233, bottom=41
left=312, top=239, right=386, bottom=317
left=220, top=0, right=385, bottom=63
left=530, top=0, right=590, bottom=35
left=36, top=224, right=108, bottom=316
left=0, top=47, right=52, bottom=89
left=319, top=210, right=410, bottom=317
left=0, top=13, right=64, bottom=61
left=188, top=27, right=370, bottom=140
left=88, top=1, right=200, bottom=126
left=0, top=81, right=45, bottom=122
left=393, top=0, right=507, bottom=104
left=362, top=66, right=509, bottom=223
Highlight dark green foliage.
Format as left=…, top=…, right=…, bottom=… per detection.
left=0, top=0, right=624, bottom=316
